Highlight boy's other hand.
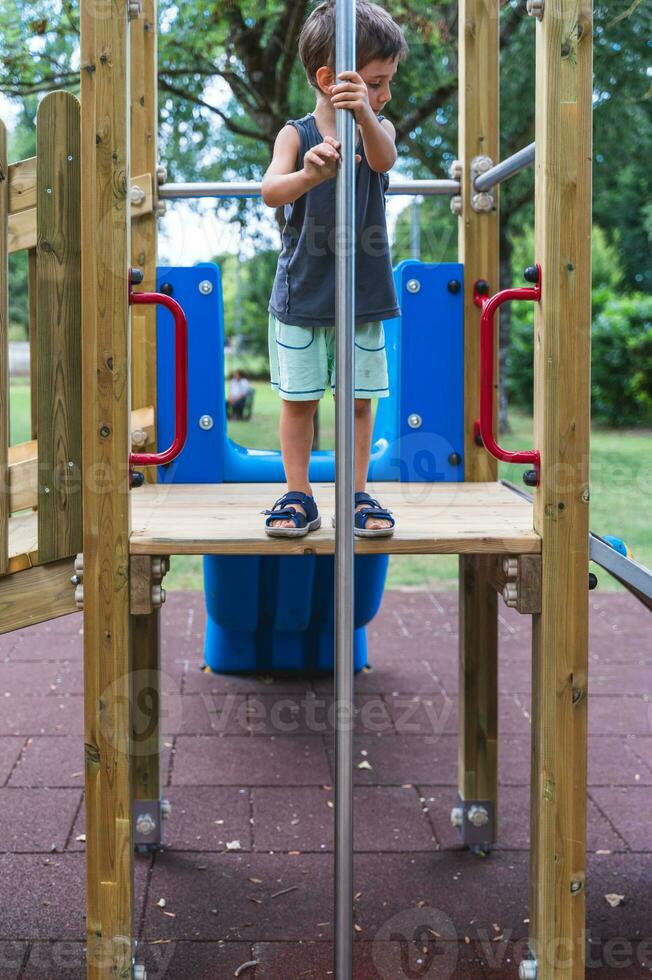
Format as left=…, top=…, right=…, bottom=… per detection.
left=303, top=136, right=360, bottom=186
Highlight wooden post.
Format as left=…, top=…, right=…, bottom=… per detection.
left=28, top=249, right=38, bottom=443
left=130, top=0, right=163, bottom=842
left=80, top=0, right=136, bottom=974
left=0, top=121, right=8, bottom=574
left=456, top=0, right=500, bottom=848
left=36, top=92, right=82, bottom=563
left=529, top=0, right=592, bottom=976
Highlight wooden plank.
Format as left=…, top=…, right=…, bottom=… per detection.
left=8, top=208, right=36, bottom=254
left=7, top=406, right=155, bottom=514
left=37, top=91, right=83, bottom=563
left=0, top=121, right=8, bottom=575
left=130, top=0, right=159, bottom=482
left=81, top=0, right=135, bottom=972
left=529, top=0, right=593, bottom=977
left=28, top=249, right=38, bottom=440
left=0, top=556, right=78, bottom=634
left=457, top=0, right=500, bottom=848
left=8, top=176, right=151, bottom=255
left=8, top=156, right=37, bottom=213
left=129, top=482, right=540, bottom=556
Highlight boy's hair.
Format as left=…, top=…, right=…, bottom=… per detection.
left=299, top=1, right=408, bottom=90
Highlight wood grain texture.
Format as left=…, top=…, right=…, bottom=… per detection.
left=8, top=156, right=37, bottom=212
left=36, top=92, right=83, bottom=563
left=81, top=0, right=135, bottom=971
left=129, top=481, right=540, bottom=556
left=530, top=1, right=593, bottom=977
left=130, top=0, right=159, bottom=478
left=28, top=249, right=38, bottom=440
left=0, top=122, right=8, bottom=575
left=457, top=0, right=500, bottom=844
left=0, top=556, right=78, bottom=634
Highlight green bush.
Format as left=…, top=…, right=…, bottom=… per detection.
left=591, top=293, right=652, bottom=426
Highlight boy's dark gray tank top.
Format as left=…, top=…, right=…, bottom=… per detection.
left=268, top=113, right=401, bottom=328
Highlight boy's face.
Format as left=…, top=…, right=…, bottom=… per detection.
left=358, top=56, right=399, bottom=114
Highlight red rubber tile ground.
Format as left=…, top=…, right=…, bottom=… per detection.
left=0, top=589, right=650, bottom=978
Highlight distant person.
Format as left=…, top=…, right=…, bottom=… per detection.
left=226, top=370, right=252, bottom=420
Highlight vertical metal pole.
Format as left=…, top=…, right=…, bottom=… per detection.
left=411, top=198, right=421, bottom=260
left=334, top=0, right=356, bottom=977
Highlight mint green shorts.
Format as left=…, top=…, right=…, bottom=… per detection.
left=268, top=314, right=390, bottom=401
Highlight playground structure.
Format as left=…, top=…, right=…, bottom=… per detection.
left=0, top=0, right=650, bottom=977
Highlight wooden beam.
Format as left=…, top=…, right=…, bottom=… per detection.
left=0, top=556, right=78, bottom=634
left=8, top=156, right=37, bottom=213
left=130, top=0, right=159, bottom=478
left=0, top=121, right=8, bottom=576
left=28, top=249, right=38, bottom=441
left=36, top=91, right=83, bottom=563
left=7, top=175, right=152, bottom=255
left=529, top=0, right=593, bottom=976
left=81, top=0, right=135, bottom=973
left=457, top=0, right=500, bottom=849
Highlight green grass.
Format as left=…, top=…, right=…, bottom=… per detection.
left=11, top=379, right=651, bottom=593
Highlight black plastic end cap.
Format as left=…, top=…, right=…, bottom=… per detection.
left=475, top=279, right=490, bottom=296
left=588, top=572, right=598, bottom=591
left=524, top=265, right=540, bottom=284
left=447, top=279, right=461, bottom=294
left=523, top=469, right=538, bottom=487
left=160, top=282, right=174, bottom=296
left=474, top=432, right=484, bottom=448
left=448, top=452, right=462, bottom=466
left=130, top=471, right=145, bottom=489
left=130, top=267, right=144, bottom=286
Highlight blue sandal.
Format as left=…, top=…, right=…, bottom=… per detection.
left=331, top=491, right=396, bottom=538
left=263, top=491, right=321, bottom=538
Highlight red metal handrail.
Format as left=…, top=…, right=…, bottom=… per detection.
left=474, top=266, right=542, bottom=483
left=129, top=288, right=188, bottom=469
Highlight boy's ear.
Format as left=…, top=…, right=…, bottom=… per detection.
left=315, top=65, right=336, bottom=93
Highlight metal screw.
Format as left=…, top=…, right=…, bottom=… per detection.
left=135, top=812, right=157, bottom=836
left=570, top=879, right=583, bottom=894
left=518, top=962, right=538, bottom=980
left=43, top=486, right=50, bottom=494
left=582, top=487, right=590, bottom=503
left=131, top=185, right=146, bottom=206
left=406, top=279, right=420, bottom=294
left=70, top=574, right=80, bottom=586
left=46, top=187, right=52, bottom=194
left=68, top=460, right=75, bottom=468
left=67, top=154, right=73, bottom=162
left=467, top=805, right=489, bottom=828
left=199, top=279, right=213, bottom=295
left=407, top=414, right=422, bottom=430
left=199, top=415, right=214, bottom=430
left=450, top=195, right=463, bottom=216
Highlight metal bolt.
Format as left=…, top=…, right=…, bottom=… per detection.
left=74, top=584, right=84, bottom=609
left=518, top=962, right=538, bottom=980
left=133, top=965, right=147, bottom=980
left=99, top=424, right=111, bottom=438
left=407, top=414, right=422, bottom=430
left=199, top=279, right=213, bottom=295
left=130, top=185, right=146, bottom=206
left=570, top=879, right=583, bottom=894
left=135, top=812, right=156, bottom=836
left=472, top=155, right=494, bottom=176
left=503, top=557, right=518, bottom=578
left=155, top=200, right=167, bottom=218
left=503, top=583, right=519, bottom=608
left=526, top=0, right=544, bottom=18
left=67, top=154, right=73, bottom=162
left=67, top=460, right=75, bottom=469
left=450, top=807, right=463, bottom=828
left=46, top=187, right=52, bottom=194
left=450, top=195, right=463, bottom=216
left=43, top=486, right=50, bottom=494
left=161, top=799, right=172, bottom=819
left=70, top=574, right=80, bottom=586
left=127, top=0, right=142, bottom=19
left=151, top=585, right=166, bottom=608
left=74, top=554, right=84, bottom=574
left=406, top=279, right=420, bottom=294
left=199, top=415, right=214, bottom=430
left=156, top=165, right=168, bottom=185
left=472, top=191, right=494, bottom=213
left=449, top=159, right=463, bottom=180
left=467, top=804, right=489, bottom=828
left=582, top=486, right=590, bottom=503
left=151, top=558, right=167, bottom=580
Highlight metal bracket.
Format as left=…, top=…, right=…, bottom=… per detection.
left=133, top=798, right=170, bottom=848
left=451, top=795, right=495, bottom=849
left=471, top=156, right=495, bottom=212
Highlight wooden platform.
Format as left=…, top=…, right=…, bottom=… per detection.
left=129, top=482, right=540, bottom=556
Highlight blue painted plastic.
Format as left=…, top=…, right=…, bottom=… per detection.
left=155, top=260, right=464, bottom=674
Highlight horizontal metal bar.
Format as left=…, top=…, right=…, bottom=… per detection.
left=158, top=178, right=460, bottom=200
left=473, top=143, right=535, bottom=192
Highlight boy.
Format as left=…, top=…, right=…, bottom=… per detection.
left=261, top=0, right=408, bottom=538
